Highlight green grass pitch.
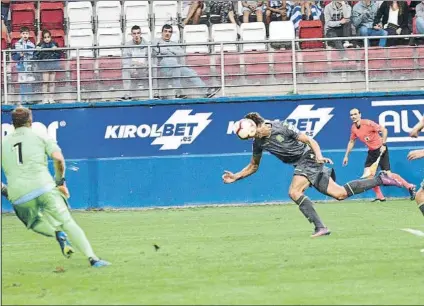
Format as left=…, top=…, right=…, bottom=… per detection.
left=2, top=200, right=423, bottom=305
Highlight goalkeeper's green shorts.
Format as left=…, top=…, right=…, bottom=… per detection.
left=13, top=188, right=71, bottom=230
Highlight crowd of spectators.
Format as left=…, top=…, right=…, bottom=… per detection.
left=2, top=1, right=424, bottom=103
left=182, top=0, right=424, bottom=48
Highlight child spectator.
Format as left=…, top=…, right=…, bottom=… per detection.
left=34, top=30, right=61, bottom=104
left=12, top=26, right=35, bottom=104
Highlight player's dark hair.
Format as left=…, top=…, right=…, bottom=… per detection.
left=245, top=112, right=265, bottom=125
left=20, top=26, right=30, bottom=33
left=162, top=24, right=173, bottom=33
left=12, top=107, right=32, bottom=128
left=131, top=25, right=141, bottom=32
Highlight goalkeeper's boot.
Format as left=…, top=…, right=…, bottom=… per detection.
left=89, top=257, right=111, bottom=268
left=311, top=227, right=331, bottom=238
left=408, top=185, right=417, bottom=201
left=378, top=172, right=402, bottom=187
left=55, top=231, right=74, bottom=258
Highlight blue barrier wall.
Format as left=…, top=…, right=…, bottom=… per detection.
left=2, top=91, right=424, bottom=211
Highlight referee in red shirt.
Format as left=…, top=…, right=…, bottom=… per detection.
left=343, top=108, right=416, bottom=201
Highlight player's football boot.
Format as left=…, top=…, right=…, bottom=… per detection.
left=55, top=231, right=74, bottom=258
left=311, top=227, right=331, bottom=238
left=371, top=198, right=386, bottom=202
left=89, top=258, right=111, bottom=268
left=408, top=185, right=417, bottom=201
left=378, top=172, right=402, bottom=187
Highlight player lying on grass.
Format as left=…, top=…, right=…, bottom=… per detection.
left=1, top=107, right=110, bottom=268
left=408, top=117, right=424, bottom=217
left=343, top=108, right=416, bottom=202
left=222, top=112, right=403, bottom=238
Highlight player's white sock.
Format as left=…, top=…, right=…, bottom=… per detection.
left=62, top=218, right=98, bottom=260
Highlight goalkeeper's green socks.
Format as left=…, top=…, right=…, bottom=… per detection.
left=62, top=218, right=98, bottom=260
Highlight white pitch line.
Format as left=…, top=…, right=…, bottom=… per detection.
left=401, top=228, right=424, bottom=237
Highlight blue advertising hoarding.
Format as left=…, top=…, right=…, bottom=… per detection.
left=2, top=96, right=424, bottom=158
left=1, top=94, right=424, bottom=211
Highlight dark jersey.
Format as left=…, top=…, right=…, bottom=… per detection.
left=252, top=121, right=309, bottom=164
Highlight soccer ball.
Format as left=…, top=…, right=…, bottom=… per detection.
left=233, top=118, right=257, bottom=140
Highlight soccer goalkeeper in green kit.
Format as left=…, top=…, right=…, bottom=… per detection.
left=1, top=107, right=110, bottom=268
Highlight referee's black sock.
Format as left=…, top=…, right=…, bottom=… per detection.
left=343, top=177, right=380, bottom=197
left=295, top=195, right=325, bottom=229
left=418, top=203, right=424, bottom=216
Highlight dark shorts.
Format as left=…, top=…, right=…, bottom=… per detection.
left=1, top=4, right=9, bottom=21
left=365, top=147, right=390, bottom=171
left=37, top=60, right=61, bottom=72
left=293, top=150, right=336, bottom=196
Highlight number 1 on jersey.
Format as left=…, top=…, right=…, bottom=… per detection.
left=13, top=142, right=23, bottom=165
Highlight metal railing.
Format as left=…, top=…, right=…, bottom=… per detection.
left=2, top=34, right=424, bottom=104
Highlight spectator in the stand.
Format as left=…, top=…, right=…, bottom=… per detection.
left=209, top=1, right=238, bottom=24
left=34, top=30, right=61, bottom=104
left=12, top=26, right=35, bottom=104
left=183, top=1, right=238, bottom=26
left=416, top=1, right=424, bottom=34
left=409, top=1, right=420, bottom=18
left=122, top=25, right=149, bottom=100
left=290, top=1, right=322, bottom=31
left=242, top=0, right=264, bottom=23
left=352, top=0, right=387, bottom=47
left=374, top=1, right=411, bottom=46
left=152, top=24, right=220, bottom=99
left=183, top=1, right=204, bottom=26
left=1, top=0, right=10, bottom=30
left=324, top=0, right=354, bottom=49
left=265, top=0, right=290, bottom=24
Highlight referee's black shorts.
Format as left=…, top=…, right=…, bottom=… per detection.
left=365, top=146, right=391, bottom=171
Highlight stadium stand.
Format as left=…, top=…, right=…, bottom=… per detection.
left=1, top=0, right=424, bottom=104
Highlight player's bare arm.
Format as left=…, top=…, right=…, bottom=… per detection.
left=343, top=139, right=356, bottom=166
left=51, top=151, right=70, bottom=198
left=410, top=117, right=424, bottom=138
left=407, top=149, right=424, bottom=161
left=297, top=133, right=333, bottom=164
left=222, top=154, right=262, bottom=184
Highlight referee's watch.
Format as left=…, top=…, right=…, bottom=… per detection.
left=56, top=178, right=66, bottom=186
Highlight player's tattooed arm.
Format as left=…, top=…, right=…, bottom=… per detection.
left=410, top=117, right=424, bottom=138
left=297, top=133, right=334, bottom=165
left=222, top=155, right=262, bottom=184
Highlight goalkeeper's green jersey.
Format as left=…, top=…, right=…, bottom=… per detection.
left=1, top=126, right=61, bottom=203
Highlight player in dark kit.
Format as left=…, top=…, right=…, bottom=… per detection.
left=222, top=113, right=403, bottom=237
